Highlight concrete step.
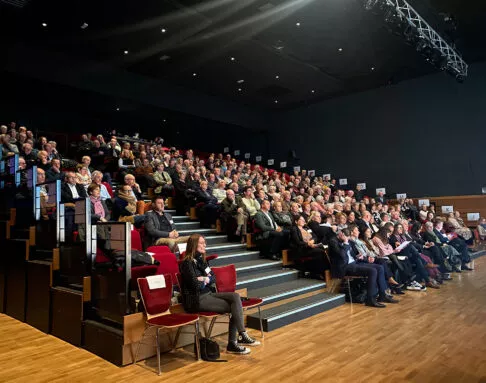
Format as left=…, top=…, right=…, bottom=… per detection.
left=178, top=228, right=218, bottom=236
left=206, top=242, right=247, bottom=254
left=172, top=215, right=191, bottom=223
left=235, top=269, right=299, bottom=290
left=246, top=292, right=345, bottom=332
left=175, top=221, right=201, bottom=230
left=209, top=250, right=261, bottom=266
left=204, top=235, right=230, bottom=246
left=248, top=279, right=327, bottom=305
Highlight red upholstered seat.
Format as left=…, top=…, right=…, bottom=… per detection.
left=147, top=245, right=171, bottom=254
left=153, top=252, right=179, bottom=283
left=147, top=313, right=198, bottom=327
left=136, top=274, right=200, bottom=374
left=211, top=265, right=264, bottom=338
left=130, top=265, right=158, bottom=291
left=131, top=229, right=143, bottom=251
left=242, top=298, right=264, bottom=309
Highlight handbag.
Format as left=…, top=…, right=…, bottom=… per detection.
left=194, top=335, right=227, bottom=362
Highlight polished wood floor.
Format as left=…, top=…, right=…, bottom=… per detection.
left=1, top=257, right=486, bottom=383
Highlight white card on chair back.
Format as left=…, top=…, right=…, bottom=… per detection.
left=147, top=275, right=166, bottom=290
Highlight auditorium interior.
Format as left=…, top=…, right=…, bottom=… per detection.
left=1, top=0, right=486, bottom=381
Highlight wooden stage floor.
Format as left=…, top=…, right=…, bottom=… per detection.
left=1, top=257, right=486, bottom=383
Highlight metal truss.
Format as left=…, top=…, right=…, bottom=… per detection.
left=365, top=0, right=468, bottom=79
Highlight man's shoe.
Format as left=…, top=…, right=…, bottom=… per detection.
left=365, top=300, right=386, bottom=308
left=227, top=342, right=251, bottom=355
left=406, top=283, right=422, bottom=291
left=237, top=332, right=261, bottom=347
left=462, top=265, right=474, bottom=271
left=378, top=295, right=399, bottom=304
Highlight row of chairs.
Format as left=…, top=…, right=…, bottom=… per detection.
left=131, top=245, right=264, bottom=374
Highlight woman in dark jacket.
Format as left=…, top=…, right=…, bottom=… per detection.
left=289, top=215, right=329, bottom=279
left=179, top=234, right=260, bottom=355
left=196, top=180, right=220, bottom=228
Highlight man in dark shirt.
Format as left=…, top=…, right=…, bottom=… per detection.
left=143, top=196, right=189, bottom=251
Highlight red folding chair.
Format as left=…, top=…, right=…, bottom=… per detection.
left=131, top=229, right=143, bottom=251
left=212, top=264, right=264, bottom=338
left=135, top=274, right=200, bottom=375
left=152, top=252, right=180, bottom=284
left=175, top=273, right=222, bottom=339
left=147, top=245, right=172, bottom=254
left=130, top=265, right=158, bottom=312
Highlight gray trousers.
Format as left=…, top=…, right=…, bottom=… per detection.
left=199, top=292, right=245, bottom=343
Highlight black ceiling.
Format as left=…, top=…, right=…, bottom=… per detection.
left=1, top=0, right=485, bottom=110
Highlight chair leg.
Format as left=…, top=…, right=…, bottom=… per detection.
left=133, top=326, right=148, bottom=364
left=207, top=317, right=217, bottom=339
left=257, top=306, right=264, bottom=339
left=156, top=328, right=161, bottom=375
left=172, top=327, right=182, bottom=351
left=347, top=279, right=353, bottom=305
left=194, top=321, right=201, bottom=360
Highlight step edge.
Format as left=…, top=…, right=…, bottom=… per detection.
left=261, top=283, right=327, bottom=302
left=236, top=261, right=282, bottom=271
left=264, top=294, right=345, bottom=322
left=236, top=270, right=299, bottom=285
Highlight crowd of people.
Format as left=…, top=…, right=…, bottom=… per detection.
left=1, top=122, right=481, bottom=315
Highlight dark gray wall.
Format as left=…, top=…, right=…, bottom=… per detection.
left=269, top=61, right=486, bottom=197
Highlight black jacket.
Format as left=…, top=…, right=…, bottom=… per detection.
left=61, top=182, right=87, bottom=203
left=308, top=221, right=333, bottom=245
left=143, top=210, right=176, bottom=249
left=179, top=255, right=215, bottom=313
left=254, top=210, right=278, bottom=240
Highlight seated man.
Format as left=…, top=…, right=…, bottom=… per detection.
left=144, top=196, right=190, bottom=252
left=221, top=189, right=248, bottom=242
left=124, top=174, right=143, bottom=200
left=45, top=158, right=63, bottom=183
left=330, top=228, right=398, bottom=308
left=255, top=200, right=287, bottom=260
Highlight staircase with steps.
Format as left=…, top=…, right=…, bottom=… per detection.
left=167, top=210, right=345, bottom=332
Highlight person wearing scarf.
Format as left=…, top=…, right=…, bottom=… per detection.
left=114, top=185, right=145, bottom=227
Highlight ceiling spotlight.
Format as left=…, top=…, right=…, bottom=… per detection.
left=274, top=100, right=278, bottom=104
left=81, top=22, right=88, bottom=29
left=161, top=28, right=167, bottom=33
left=230, top=57, right=235, bottom=61
left=193, top=73, right=197, bottom=77
left=116, top=107, right=120, bottom=111
left=124, top=50, right=129, bottom=55
left=163, top=119, right=167, bottom=122
left=41, top=22, right=47, bottom=27
left=338, top=48, right=343, bottom=52
left=371, top=67, right=375, bottom=71
left=311, top=90, right=315, bottom=93
left=238, top=88, right=242, bottom=92
left=237, top=79, right=245, bottom=84
left=296, top=22, right=301, bottom=27
left=275, top=75, right=280, bottom=79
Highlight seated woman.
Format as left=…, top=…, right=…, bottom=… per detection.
left=76, top=165, right=91, bottom=190
left=301, top=202, right=312, bottom=222
left=179, top=234, right=260, bottom=355
left=289, top=216, right=329, bottom=279
left=372, top=223, right=424, bottom=291
left=117, top=148, right=135, bottom=182
left=336, top=212, right=348, bottom=230
left=113, top=185, right=145, bottom=227
left=87, top=183, right=110, bottom=248
left=477, top=217, right=486, bottom=240
left=389, top=222, right=440, bottom=289
left=271, top=201, right=293, bottom=230
left=448, top=211, right=474, bottom=246
left=355, top=226, right=403, bottom=294
left=196, top=180, right=220, bottom=228
left=422, top=221, right=462, bottom=272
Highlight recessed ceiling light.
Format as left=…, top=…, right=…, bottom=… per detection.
left=274, top=100, right=278, bottom=104
left=311, top=90, right=315, bottom=93
left=161, top=28, right=167, bottom=33
left=238, top=88, right=242, bottom=92
left=124, top=50, right=129, bottom=55
left=193, top=73, right=197, bottom=77
left=116, top=107, right=120, bottom=111
left=163, top=119, right=167, bottom=122
left=275, top=75, right=280, bottom=79
left=371, top=67, right=375, bottom=71
left=237, top=79, right=245, bottom=84
left=41, top=22, right=47, bottom=27
left=296, top=22, right=301, bottom=27
left=338, top=48, right=343, bottom=52
left=230, top=57, right=235, bottom=61
left=81, top=22, right=88, bottom=29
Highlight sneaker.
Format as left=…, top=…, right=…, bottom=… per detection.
left=412, top=281, right=422, bottom=288
left=406, top=283, right=422, bottom=291
left=237, top=332, right=261, bottom=347
left=227, top=342, right=251, bottom=355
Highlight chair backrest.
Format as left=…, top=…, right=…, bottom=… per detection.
left=138, top=274, right=173, bottom=316
left=147, top=245, right=171, bottom=254
left=211, top=264, right=237, bottom=293
left=153, top=252, right=180, bottom=283
left=131, top=229, right=143, bottom=251
left=130, top=265, right=158, bottom=290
